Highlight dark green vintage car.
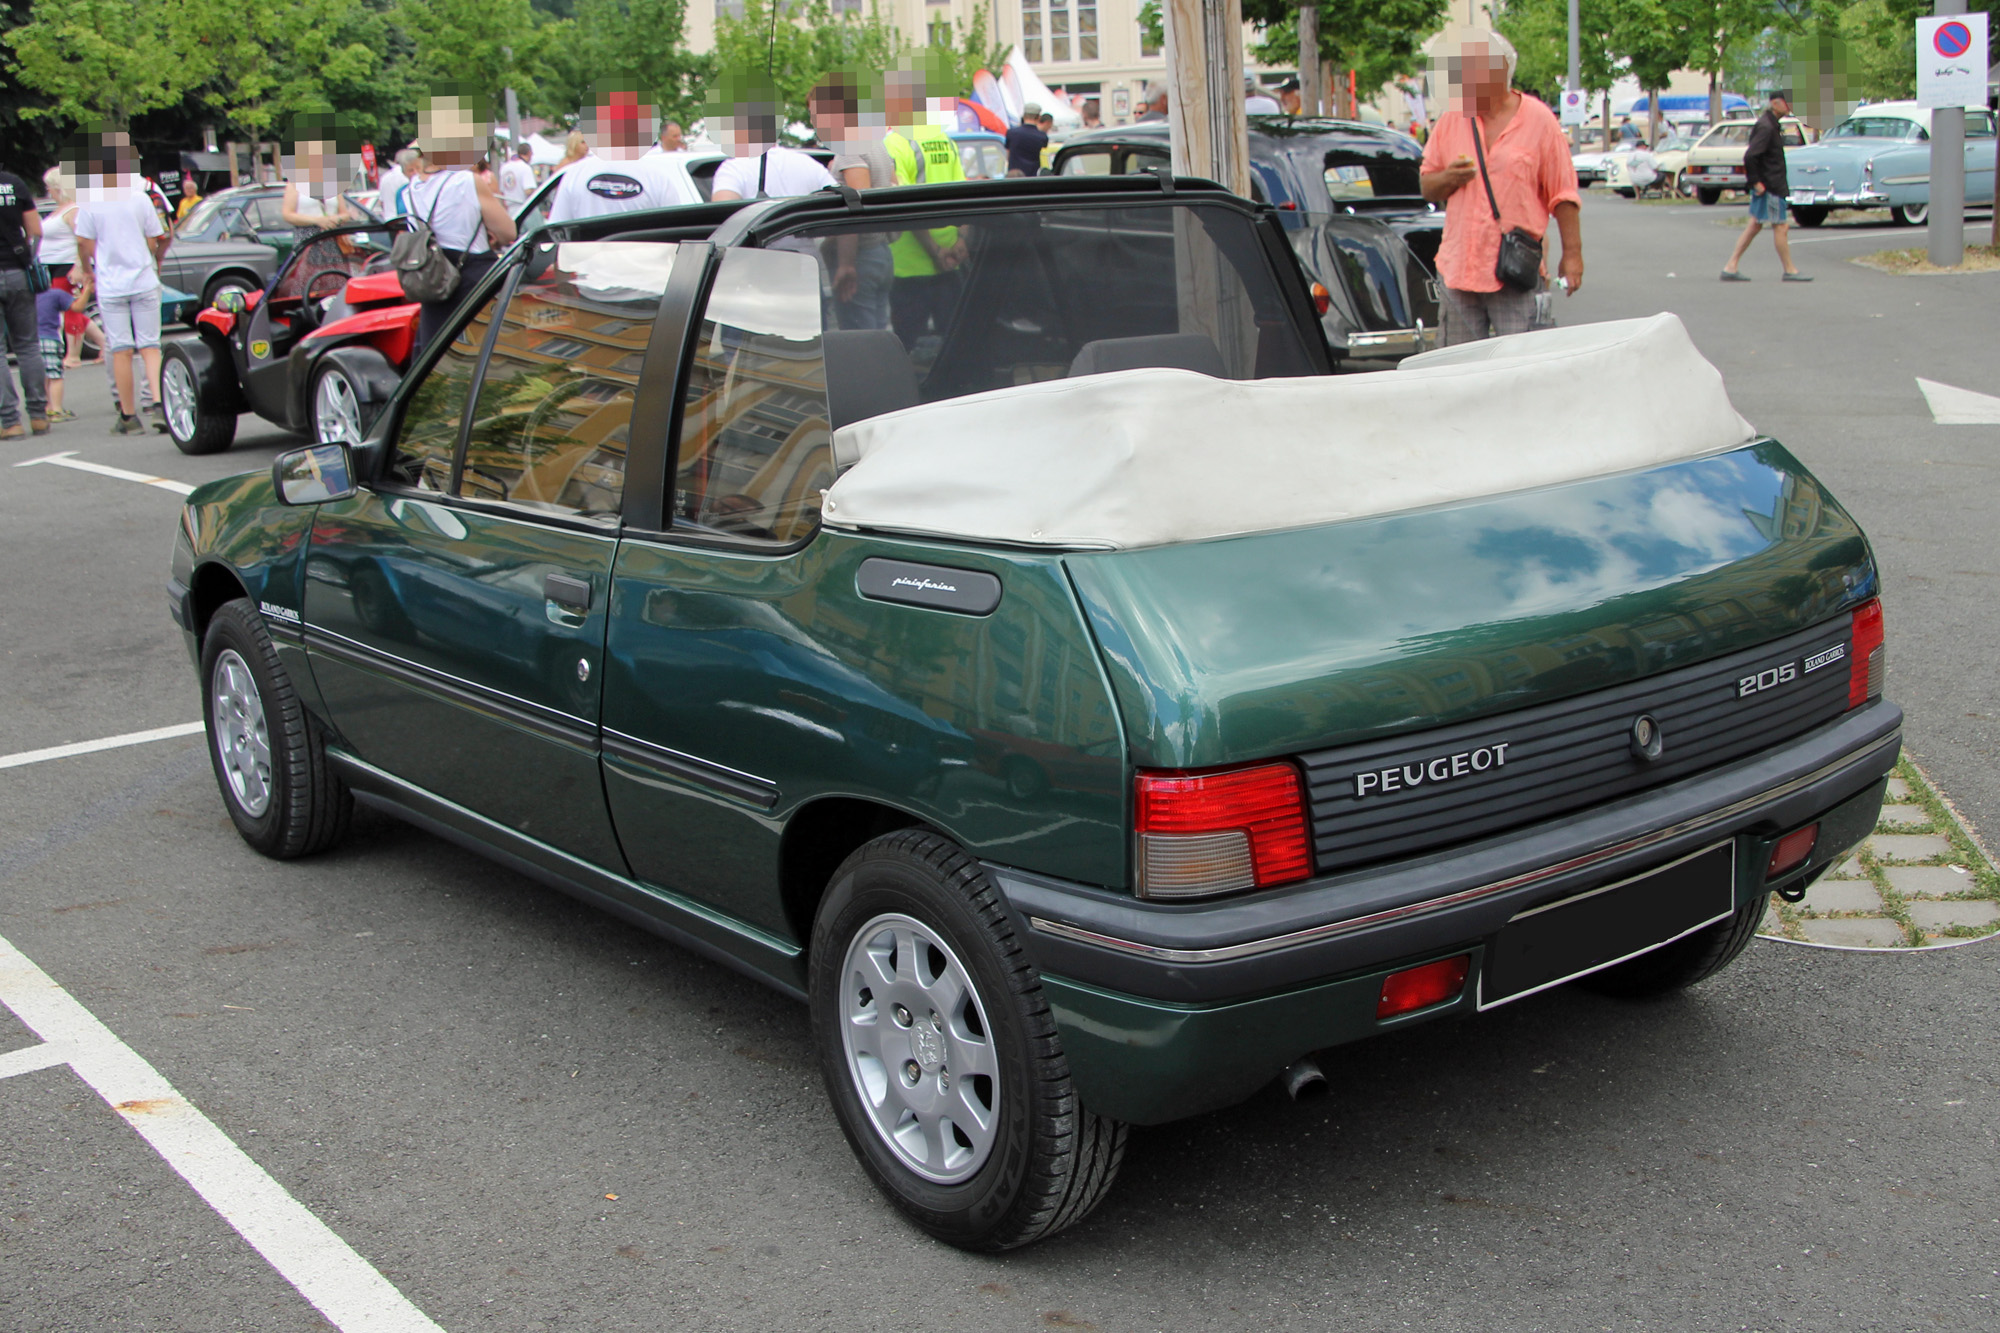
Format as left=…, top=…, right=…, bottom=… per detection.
left=170, top=175, right=1899, bottom=1251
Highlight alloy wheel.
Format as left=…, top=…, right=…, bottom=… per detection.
left=315, top=370, right=364, bottom=444
left=839, top=913, right=1000, bottom=1185
left=161, top=359, right=197, bottom=441
left=210, top=648, right=273, bottom=817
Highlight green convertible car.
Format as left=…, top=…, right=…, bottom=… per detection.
left=170, top=175, right=1899, bottom=1250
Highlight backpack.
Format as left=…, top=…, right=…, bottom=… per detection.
left=389, top=174, right=465, bottom=304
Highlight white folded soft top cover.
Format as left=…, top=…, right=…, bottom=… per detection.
left=820, top=313, right=1756, bottom=550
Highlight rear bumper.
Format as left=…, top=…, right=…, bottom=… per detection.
left=1785, top=188, right=1888, bottom=209
left=994, top=701, right=1899, bottom=1123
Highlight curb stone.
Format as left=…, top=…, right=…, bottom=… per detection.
left=1761, top=755, right=2000, bottom=951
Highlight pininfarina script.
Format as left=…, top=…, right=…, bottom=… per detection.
left=891, top=576, right=960, bottom=594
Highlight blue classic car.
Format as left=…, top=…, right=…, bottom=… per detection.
left=1785, top=101, right=1998, bottom=227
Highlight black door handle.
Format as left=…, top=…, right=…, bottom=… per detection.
left=544, top=573, right=592, bottom=611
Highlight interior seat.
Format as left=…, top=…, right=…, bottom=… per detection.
left=823, top=329, right=920, bottom=429
left=1068, top=332, right=1226, bottom=379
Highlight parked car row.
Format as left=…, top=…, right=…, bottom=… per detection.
left=1782, top=101, right=1998, bottom=227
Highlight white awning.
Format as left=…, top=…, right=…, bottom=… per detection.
left=821, top=313, right=1756, bottom=550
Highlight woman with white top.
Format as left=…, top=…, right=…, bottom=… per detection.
left=405, top=146, right=517, bottom=351
left=281, top=139, right=364, bottom=233
left=37, top=166, right=80, bottom=281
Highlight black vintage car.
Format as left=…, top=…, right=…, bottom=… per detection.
left=1053, top=118, right=1441, bottom=362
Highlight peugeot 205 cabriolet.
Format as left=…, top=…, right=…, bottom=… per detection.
left=169, top=174, right=1899, bottom=1251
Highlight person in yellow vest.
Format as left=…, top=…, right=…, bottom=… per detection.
left=882, top=62, right=968, bottom=357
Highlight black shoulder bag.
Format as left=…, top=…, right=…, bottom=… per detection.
left=1471, top=118, right=1544, bottom=293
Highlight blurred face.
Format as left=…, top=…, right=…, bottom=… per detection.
left=417, top=92, right=489, bottom=169
left=69, top=131, right=140, bottom=201
left=583, top=89, right=658, bottom=160
left=660, top=122, right=685, bottom=151
left=286, top=139, right=357, bottom=199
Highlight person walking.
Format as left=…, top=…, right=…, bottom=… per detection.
left=74, top=143, right=170, bottom=435
left=1418, top=29, right=1582, bottom=344
left=375, top=148, right=418, bottom=217
left=499, top=142, right=537, bottom=210
left=404, top=112, right=518, bottom=352
left=1720, top=91, right=1810, bottom=282
left=0, top=160, right=50, bottom=438
left=1004, top=104, right=1048, bottom=177
left=811, top=72, right=894, bottom=330
left=36, top=282, right=75, bottom=422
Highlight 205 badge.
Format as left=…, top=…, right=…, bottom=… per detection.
left=1739, top=642, right=1845, bottom=698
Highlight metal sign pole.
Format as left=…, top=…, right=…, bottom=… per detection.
left=1925, top=0, right=1966, bottom=267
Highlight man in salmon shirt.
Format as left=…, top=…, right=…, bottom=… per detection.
left=1418, top=29, right=1583, bottom=344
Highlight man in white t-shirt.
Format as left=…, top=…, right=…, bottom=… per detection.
left=73, top=135, right=170, bottom=435
left=375, top=147, right=418, bottom=216
left=707, top=69, right=835, bottom=201
left=547, top=83, right=702, bottom=222
left=499, top=143, right=537, bottom=209
left=641, top=122, right=687, bottom=156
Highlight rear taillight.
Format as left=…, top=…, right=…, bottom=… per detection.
left=1134, top=763, right=1311, bottom=899
left=1848, top=599, right=1884, bottom=708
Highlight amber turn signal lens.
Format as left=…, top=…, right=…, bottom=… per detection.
left=1377, top=954, right=1470, bottom=1020
left=1309, top=281, right=1332, bottom=316
left=1766, top=823, right=1820, bottom=879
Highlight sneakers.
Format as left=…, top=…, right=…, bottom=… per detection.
left=1719, top=270, right=1750, bottom=281
left=46, top=408, right=76, bottom=423
left=29, top=417, right=49, bottom=435
left=111, top=413, right=146, bottom=436
left=146, top=407, right=170, bottom=433
left=0, top=422, right=24, bottom=440
left=1782, top=271, right=1814, bottom=282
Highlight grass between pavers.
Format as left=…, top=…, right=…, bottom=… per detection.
left=1765, top=754, right=2000, bottom=947
left=1851, top=244, right=2000, bottom=275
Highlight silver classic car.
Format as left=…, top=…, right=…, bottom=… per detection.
left=1785, top=101, right=1999, bottom=227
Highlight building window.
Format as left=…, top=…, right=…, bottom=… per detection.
left=1139, top=14, right=1160, bottom=58
left=928, top=19, right=951, bottom=43
left=1049, top=0, right=1069, bottom=61
left=1021, top=0, right=1043, bottom=63
left=831, top=0, right=861, bottom=12
left=1077, top=0, right=1097, bottom=59
left=716, top=0, right=745, bottom=19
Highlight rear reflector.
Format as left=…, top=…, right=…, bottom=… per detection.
left=1849, top=599, right=1884, bottom=708
left=1378, top=955, right=1471, bottom=1020
left=1767, top=823, right=1820, bottom=879
left=1135, top=763, right=1311, bottom=899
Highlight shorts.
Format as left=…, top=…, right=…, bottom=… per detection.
left=39, top=336, right=62, bottom=379
left=100, top=290, right=162, bottom=351
left=1748, top=190, right=1788, bottom=224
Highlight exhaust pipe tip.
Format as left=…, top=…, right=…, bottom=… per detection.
left=1281, top=1057, right=1328, bottom=1102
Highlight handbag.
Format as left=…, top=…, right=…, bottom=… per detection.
left=3, top=225, right=48, bottom=293
left=389, top=176, right=462, bottom=304
left=1470, top=119, right=1544, bottom=293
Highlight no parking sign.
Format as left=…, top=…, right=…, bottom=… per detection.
left=1559, top=88, right=1587, bottom=126
left=1916, top=13, right=1986, bottom=109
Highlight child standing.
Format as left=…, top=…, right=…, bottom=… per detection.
left=36, top=283, right=75, bottom=422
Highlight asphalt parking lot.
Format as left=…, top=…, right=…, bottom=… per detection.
left=3, top=191, right=1997, bottom=1332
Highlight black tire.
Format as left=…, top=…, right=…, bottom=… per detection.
left=160, top=347, right=238, bottom=456
left=1577, top=891, right=1768, bottom=999
left=1890, top=203, right=1928, bottom=226
left=809, top=830, right=1126, bottom=1251
left=1791, top=206, right=1828, bottom=228
left=1697, top=187, right=1722, bottom=206
left=1614, top=187, right=1635, bottom=199
left=201, top=271, right=261, bottom=310
left=200, top=599, right=352, bottom=859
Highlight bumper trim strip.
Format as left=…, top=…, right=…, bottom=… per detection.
left=1028, top=732, right=1899, bottom=966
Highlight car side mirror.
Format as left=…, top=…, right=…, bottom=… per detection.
left=273, top=443, right=357, bottom=506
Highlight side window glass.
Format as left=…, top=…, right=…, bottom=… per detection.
left=1060, top=150, right=1114, bottom=176
left=673, top=247, right=833, bottom=544
left=387, top=288, right=504, bottom=492
left=458, top=241, right=676, bottom=522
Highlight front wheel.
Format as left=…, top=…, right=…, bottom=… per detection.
left=201, top=599, right=353, bottom=859
left=1578, top=892, right=1767, bottom=999
left=1791, top=205, right=1829, bottom=228
left=1890, top=202, right=1928, bottom=226
left=161, top=347, right=238, bottom=455
left=312, top=363, right=367, bottom=444
left=810, top=830, right=1126, bottom=1251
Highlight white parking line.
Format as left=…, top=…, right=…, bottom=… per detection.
left=0, top=722, right=206, bottom=771
left=13, top=450, right=197, bottom=496
left=0, top=1040, right=71, bottom=1079
left=0, top=932, right=446, bottom=1333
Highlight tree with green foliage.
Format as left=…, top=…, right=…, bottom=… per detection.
left=396, top=0, right=552, bottom=117
left=184, top=0, right=401, bottom=142
left=1491, top=0, right=1620, bottom=101
left=1608, top=0, right=1693, bottom=139
left=0, top=1, right=70, bottom=174
left=549, top=0, right=712, bottom=126
left=1224, top=0, right=1451, bottom=101
left=713, top=0, right=906, bottom=133
left=5, top=0, right=206, bottom=125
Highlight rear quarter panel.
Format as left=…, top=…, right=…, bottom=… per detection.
left=174, top=472, right=319, bottom=703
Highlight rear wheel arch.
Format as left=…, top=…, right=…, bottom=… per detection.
left=202, top=269, right=264, bottom=308
left=779, top=797, right=927, bottom=949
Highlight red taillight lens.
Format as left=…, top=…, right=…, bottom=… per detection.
left=1766, top=823, right=1820, bottom=879
left=1134, top=763, right=1311, bottom=899
left=1309, top=281, right=1332, bottom=315
left=1848, top=599, right=1884, bottom=708
left=1378, top=955, right=1471, bottom=1020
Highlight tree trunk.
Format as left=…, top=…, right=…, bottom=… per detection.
left=1163, top=0, right=1251, bottom=199
left=1708, top=71, right=1720, bottom=127
left=1297, top=2, right=1320, bottom=117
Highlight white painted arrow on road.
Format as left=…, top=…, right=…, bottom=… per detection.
left=1917, top=378, right=2000, bottom=425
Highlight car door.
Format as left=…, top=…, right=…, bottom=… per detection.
left=302, top=240, right=678, bottom=868
left=1967, top=110, right=1997, bottom=204
left=599, top=246, right=844, bottom=937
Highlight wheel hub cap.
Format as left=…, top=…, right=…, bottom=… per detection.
left=316, top=372, right=363, bottom=444
left=210, top=648, right=272, bottom=817
left=840, top=913, right=999, bottom=1184
left=161, top=360, right=196, bottom=440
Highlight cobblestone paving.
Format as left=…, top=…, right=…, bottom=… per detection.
left=1761, top=759, right=2000, bottom=949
